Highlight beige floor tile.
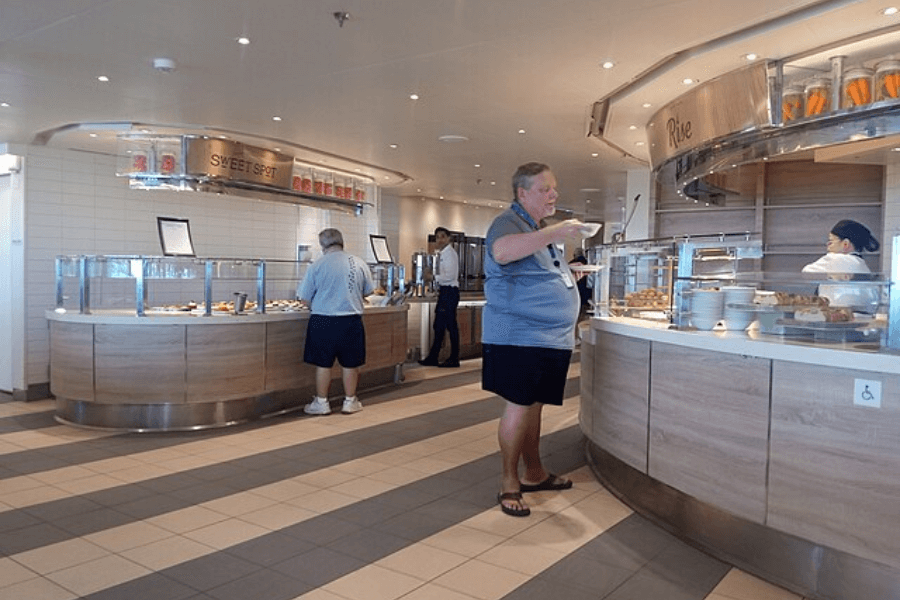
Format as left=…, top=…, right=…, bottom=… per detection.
left=0, top=474, right=46, bottom=496
left=0, top=575, right=78, bottom=600
left=29, top=465, right=99, bottom=485
left=238, top=502, right=317, bottom=530
left=13, top=538, right=109, bottom=575
left=106, top=463, right=174, bottom=483
left=462, top=505, right=550, bottom=538
left=51, top=473, right=125, bottom=495
left=402, top=456, right=458, bottom=476
left=329, top=476, right=396, bottom=499
left=287, top=488, right=359, bottom=514
left=251, top=479, right=320, bottom=501
left=397, top=583, right=479, bottom=600
left=294, top=588, right=349, bottom=600
left=365, top=465, right=430, bottom=486
left=0, top=556, right=40, bottom=587
left=181, top=518, right=270, bottom=549
left=119, top=535, right=216, bottom=571
left=83, top=520, right=174, bottom=553
left=324, top=564, right=422, bottom=600
left=375, top=543, right=470, bottom=580
left=81, top=456, right=144, bottom=474
left=0, top=485, right=70, bottom=508
left=711, top=569, right=804, bottom=600
left=146, top=504, right=230, bottom=533
left=44, top=554, right=151, bottom=597
left=432, top=559, right=531, bottom=600
left=477, top=538, right=568, bottom=575
left=512, top=511, right=608, bottom=554
left=201, top=491, right=277, bottom=517
left=294, top=468, right=360, bottom=489
left=421, top=525, right=507, bottom=558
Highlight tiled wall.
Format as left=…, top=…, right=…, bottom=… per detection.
left=21, top=145, right=380, bottom=387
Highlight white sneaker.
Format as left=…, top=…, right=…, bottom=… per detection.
left=341, top=397, right=363, bottom=414
left=304, top=397, right=331, bottom=415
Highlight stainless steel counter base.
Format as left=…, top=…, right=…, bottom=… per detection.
left=585, top=441, right=900, bottom=600
left=54, top=365, right=399, bottom=432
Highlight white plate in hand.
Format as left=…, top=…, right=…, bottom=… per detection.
left=578, top=223, right=602, bottom=237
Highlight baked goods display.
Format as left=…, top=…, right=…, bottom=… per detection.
left=624, top=288, right=669, bottom=308
left=794, top=306, right=853, bottom=323
left=155, top=299, right=306, bottom=313
left=754, top=292, right=829, bottom=307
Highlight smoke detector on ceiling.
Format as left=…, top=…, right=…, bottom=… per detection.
left=153, top=58, right=176, bottom=73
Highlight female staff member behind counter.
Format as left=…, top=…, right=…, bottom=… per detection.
left=802, top=219, right=881, bottom=311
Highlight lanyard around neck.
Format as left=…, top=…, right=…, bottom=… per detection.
left=510, top=202, right=559, bottom=266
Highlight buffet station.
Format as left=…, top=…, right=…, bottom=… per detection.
left=48, top=254, right=408, bottom=432
left=582, top=26, right=900, bottom=600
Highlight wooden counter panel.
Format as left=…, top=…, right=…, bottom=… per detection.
left=578, top=326, right=595, bottom=437
left=94, top=324, right=186, bottom=404
left=49, top=321, right=94, bottom=401
left=649, top=342, right=770, bottom=523
left=590, top=331, right=651, bottom=473
left=186, top=323, right=266, bottom=402
left=458, top=307, right=473, bottom=346
left=265, top=320, right=311, bottom=392
left=768, top=361, right=900, bottom=570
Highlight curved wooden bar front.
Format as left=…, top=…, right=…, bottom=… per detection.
left=47, top=306, right=409, bottom=432
left=581, top=317, right=900, bottom=600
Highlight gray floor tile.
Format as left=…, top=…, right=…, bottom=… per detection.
left=538, top=553, right=635, bottom=596
left=81, top=573, right=198, bottom=600
left=272, top=547, right=367, bottom=587
left=164, top=553, right=263, bottom=592
left=224, top=531, right=317, bottom=567
left=502, top=577, right=602, bottom=600
left=326, top=527, right=411, bottom=562
left=280, top=514, right=364, bottom=545
left=206, top=568, right=311, bottom=600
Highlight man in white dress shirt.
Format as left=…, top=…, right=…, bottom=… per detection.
left=419, top=227, right=461, bottom=368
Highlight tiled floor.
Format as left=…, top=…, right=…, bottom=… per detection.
left=0, top=358, right=809, bottom=600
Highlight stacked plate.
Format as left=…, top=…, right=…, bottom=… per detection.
left=722, top=286, right=756, bottom=331
left=690, top=289, right=725, bottom=330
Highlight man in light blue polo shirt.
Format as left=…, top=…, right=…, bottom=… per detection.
left=483, top=162, right=584, bottom=517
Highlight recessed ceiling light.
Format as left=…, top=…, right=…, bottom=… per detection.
left=591, top=153, right=599, bottom=157
left=629, top=125, right=637, bottom=130
left=437, top=134, right=469, bottom=143
left=384, top=176, right=390, bottom=180
left=389, top=144, right=398, bottom=149
left=354, top=168, right=362, bottom=172
left=474, top=164, right=481, bottom=168
left=97, top=75, right=109, bottom=82
left=439, top=196, right=444, bottom=200
left=883, top=6, right=898, bottom=15
left=490, top=181, right=496, bottom=185
left=642, top=102, right=652, bottom=108
left=635, top=141, right=645, bottom=146
left=518, top=129, right=526, bottom=134
left=409, top=93, right=420, bottom=100
left=0, top=102, right=8, bottom=108
left=601, top=61, right=615, bottom=69
left=89, top=133, right=98, bottom=138
left=745, top=53, right=758, bottom=61
left=272, top=116, right=282, bottom=121
left=682, top=78, right=695, bottom=85
left=237, top=37, right=250, bottom=45
left=892, top=147, right=900, bottom=152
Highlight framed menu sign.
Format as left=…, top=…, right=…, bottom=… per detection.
left=157, top=217, right=196, bottom=257
left=369, top=234, right=394, bottom=264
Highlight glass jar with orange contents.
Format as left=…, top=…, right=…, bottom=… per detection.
left=841, top=67, right=873, bottom=109
left=781, top=85, right=804, bottom=123
left=804, top=78, right=831, bottom=117
left=875, top=59, right=900, bottom=102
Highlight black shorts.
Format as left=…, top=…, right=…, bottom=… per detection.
left=304, top=314, right=366, bottom=368
left=482, top=343, right=572, bottom=406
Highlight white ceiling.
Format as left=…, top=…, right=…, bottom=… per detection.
left=0, top=0, right=897, bottom=217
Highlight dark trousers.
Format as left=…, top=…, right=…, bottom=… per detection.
left=425, top=286, right=460, bottom=361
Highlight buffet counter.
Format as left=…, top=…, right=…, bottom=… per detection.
left=47, top=305, right=408, bottom=431
left=581, top=317, right=900, bottom=599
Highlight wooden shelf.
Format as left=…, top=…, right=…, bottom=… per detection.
left=763, top=202, right=882, bottom=210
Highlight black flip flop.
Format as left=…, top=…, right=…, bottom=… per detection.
left=497, top=491, right=530, bottom=517
left=519, top=473, right=573, bottom=493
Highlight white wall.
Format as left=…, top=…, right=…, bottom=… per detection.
left=381, top=193, right=502, bottom=269
left=883, top=160, right=900, bottom=278
left=20, top=145, right=379, bottom=388
left=0, top=162, right=26, bottom=394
